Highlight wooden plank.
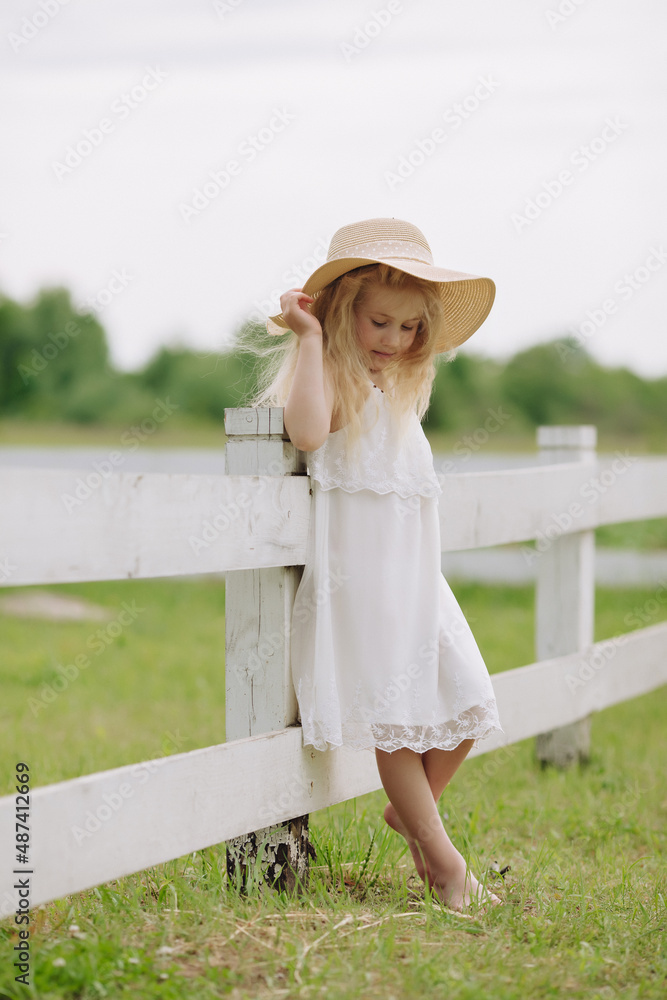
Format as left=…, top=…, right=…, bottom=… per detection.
left=2, top=459, right=666, bottom=586
left=487, top=620, right=667, bottom=751
left=593, top=456, right=667, bottom=526
left=438, top=457, right=667, bottom=551
left=1, top=620, right=665, bottom=912
left=224, top=433, right=305, bottom=737
left=223, top=406, right=309, bottom=891
left=0, top=470, right=310, bottom=585
left=223, top=406, right=287, bottom=437
left=534, top=426, right=596, bottom=766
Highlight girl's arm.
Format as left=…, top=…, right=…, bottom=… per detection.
left=281, top=289, right=334, bottom=452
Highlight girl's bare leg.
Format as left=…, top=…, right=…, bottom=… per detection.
left=381, top=741, right=472, bottom=880
left=375, top=742, right=498, bottom=910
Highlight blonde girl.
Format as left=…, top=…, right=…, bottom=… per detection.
left=248, top=217, right=503, bottom=911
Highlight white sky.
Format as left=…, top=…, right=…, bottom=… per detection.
left=1, top=0, right=666, bottom=378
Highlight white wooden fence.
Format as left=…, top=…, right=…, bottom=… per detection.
left=1, top=415, right=667, bottom=912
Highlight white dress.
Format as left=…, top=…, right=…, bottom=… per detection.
left=289, top=381, right=503, bottom=754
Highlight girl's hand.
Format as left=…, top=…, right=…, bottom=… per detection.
left=280, top=288, right=323, bottom=340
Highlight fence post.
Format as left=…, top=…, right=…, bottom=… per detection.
left=223, top=405, right=313, bottom=892
left=535, top=425, right=597, bottom=767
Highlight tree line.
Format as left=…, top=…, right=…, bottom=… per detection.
left=1, top=285, right=665, bottom=446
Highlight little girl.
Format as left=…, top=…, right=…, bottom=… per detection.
left=251, top=217, right=503, bottom=912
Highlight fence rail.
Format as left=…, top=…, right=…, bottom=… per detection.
left=1, top=418, right=666, bottom=912
left=2, top=456, right=666, bottom=583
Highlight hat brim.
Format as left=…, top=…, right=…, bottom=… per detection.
left=266, top=256, right=495, bottom=353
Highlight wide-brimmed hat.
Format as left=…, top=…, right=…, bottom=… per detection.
left=266, top=217, right=495, bottom=353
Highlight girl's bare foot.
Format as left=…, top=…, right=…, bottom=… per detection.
left=430, top=856, right=502, bottom=913
left=383, top=802, right=430, bottom=881
left=384, top=804, right=501, bottom=912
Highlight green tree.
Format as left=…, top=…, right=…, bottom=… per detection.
left=0, top=287, right=111, bottom=420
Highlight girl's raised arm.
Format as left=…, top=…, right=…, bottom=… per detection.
left=281, top=289, right=334, bottom=452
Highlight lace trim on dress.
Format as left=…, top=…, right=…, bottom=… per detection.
left=307, top=385, right=442, bottom=500
left=294, top=670, right=503, bottom=753
left=298, top=700, right=504, bottom=754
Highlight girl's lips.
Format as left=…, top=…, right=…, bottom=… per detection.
left=373, top=351, right=394, bottom=357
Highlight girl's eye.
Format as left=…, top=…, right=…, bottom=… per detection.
left=371, top=320, right=417, bottom=331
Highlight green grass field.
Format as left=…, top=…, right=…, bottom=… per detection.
left=0, top=570, right=666, bottom=999
left=1, top=412, right=665, bottom=453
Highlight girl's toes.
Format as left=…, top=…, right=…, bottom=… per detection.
left=467, top=884, right=502, bottom=913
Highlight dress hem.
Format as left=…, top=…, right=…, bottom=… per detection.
left=301, top=721, right=505, bottom=755
left=309, top=475, right=443, bottom=500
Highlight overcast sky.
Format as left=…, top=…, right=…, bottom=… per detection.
left=1, top=0, right=666, bottom=378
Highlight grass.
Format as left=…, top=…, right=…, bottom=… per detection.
left=2, top=416, right=665, bottom=457
left=0, top=416, right=229, bottom=448
left=0, top=571, right=666, bottom=998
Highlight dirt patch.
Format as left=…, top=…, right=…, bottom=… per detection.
left=0, top=590, right=113, bottom=621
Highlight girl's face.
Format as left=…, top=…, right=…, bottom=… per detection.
left=354, top=284, right=423, bottom=374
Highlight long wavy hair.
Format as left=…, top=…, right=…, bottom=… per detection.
left=240, top=263, right=449, bottom=451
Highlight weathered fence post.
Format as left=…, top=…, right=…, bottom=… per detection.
left=223, top=405, right=314, bottom=892
left=535, top=425, right=597, bottom=767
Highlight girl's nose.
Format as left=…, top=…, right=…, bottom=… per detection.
left=381, top=324, right=402, bottom=345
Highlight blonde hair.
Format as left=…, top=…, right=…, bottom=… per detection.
left=240, top=264, right=448, bottom=451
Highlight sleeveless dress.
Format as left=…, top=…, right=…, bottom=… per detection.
left=289, top=382, right=503, bottom=754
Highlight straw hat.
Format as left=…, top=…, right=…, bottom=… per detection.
left=266, top=217, right=495, bottom=353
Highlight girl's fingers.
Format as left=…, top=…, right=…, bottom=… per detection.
left=279, top=289, right=321, bottom=337
left=281, top=289, right=314, bottom=307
